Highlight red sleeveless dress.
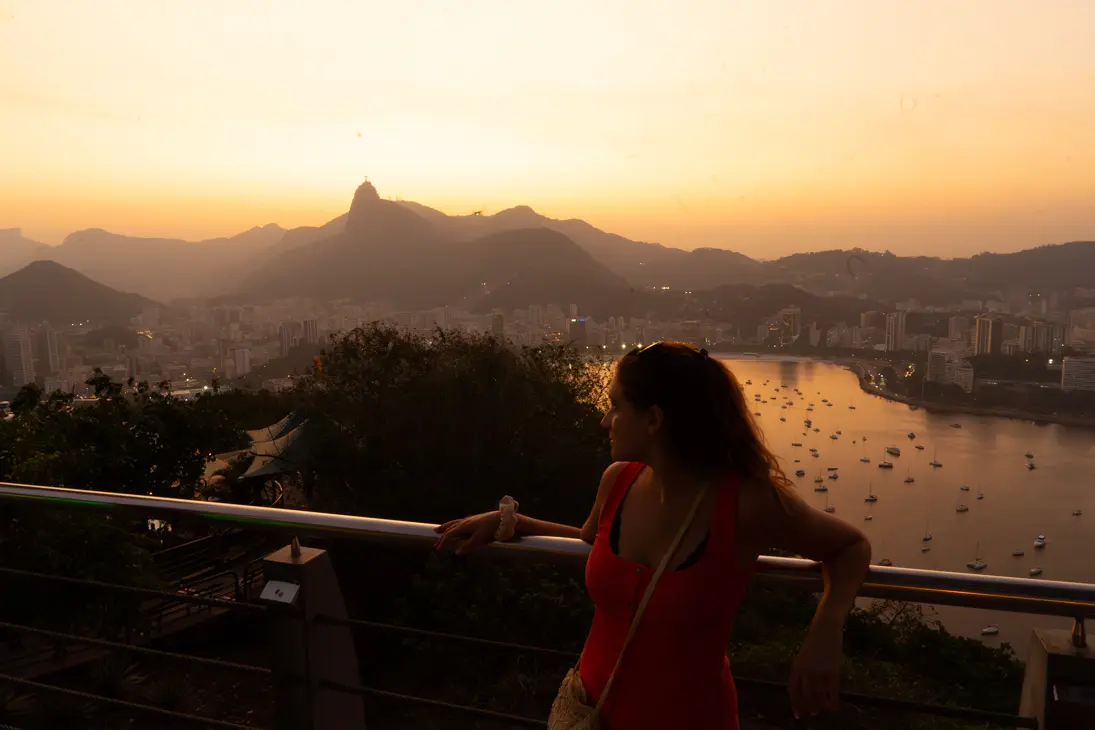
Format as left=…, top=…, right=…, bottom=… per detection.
left=578, top=462, right=753, bottom=729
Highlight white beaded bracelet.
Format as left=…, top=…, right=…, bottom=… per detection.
left=494, top=496, right=519, bottom=541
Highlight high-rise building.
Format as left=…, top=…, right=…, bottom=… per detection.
left=302, top=318, right=320, bottom=345
left=926, top=350, right=949, bottom=382
left=884, top=312, right=907, bottom=352
left=2, top=327, right=35, bottom=387
left=1061, top=357, right=1095, bottom=392
left=491, top=313, right=505, bottom=338
left=233, top=348, right=252, bottom=377
left=39, top=325, right=60, bottom=374
left=973, top=317, right=1002, bottom=355
left=528, top=304, right=544, bottom=328
left=947, top=316, right=969, bottom=341
left=568, top=318, right=587, bottom=347
left=278, top=322, right=296, bottom=357
left=780, top=307, right=802, bottom=343
left=569, top=304, right=578, bottom=319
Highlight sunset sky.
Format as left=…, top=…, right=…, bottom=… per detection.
left=2, top=0, right=1093, bottom=257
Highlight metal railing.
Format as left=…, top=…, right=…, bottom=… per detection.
left=3, top=480, right=1089, bottom=728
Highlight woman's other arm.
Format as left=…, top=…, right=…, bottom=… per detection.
left=738, top=482, right=871, bottom=719
left=433, top=462, right=627, bottom=554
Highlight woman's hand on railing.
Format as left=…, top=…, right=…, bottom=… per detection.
left=788, top=618, right=843, bottom=719
left=433, top=511, right=502, bottom=555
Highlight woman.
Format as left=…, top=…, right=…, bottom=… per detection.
left=434, top=342, right=871, bottom=727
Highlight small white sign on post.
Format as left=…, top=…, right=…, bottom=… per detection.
left=260, top=580, right=301, bottom=605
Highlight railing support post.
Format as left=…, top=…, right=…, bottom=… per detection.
left=260, top=543, right=366, bottom=730
left=1020, top=627, right=1095, bottom=729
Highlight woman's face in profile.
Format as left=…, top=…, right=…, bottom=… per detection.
left=602, top=378, right=656, bottom=463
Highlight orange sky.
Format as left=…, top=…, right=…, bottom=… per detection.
left=1, top=1, right=1093, bottom=257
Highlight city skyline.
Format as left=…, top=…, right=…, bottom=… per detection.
left=2, top=1, right=1094, bottom=256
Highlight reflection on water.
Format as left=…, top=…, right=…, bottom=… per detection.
left=719, top=355, right=1095, bottom=654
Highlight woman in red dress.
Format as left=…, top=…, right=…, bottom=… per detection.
left=436, top=342, right=871, bottom=727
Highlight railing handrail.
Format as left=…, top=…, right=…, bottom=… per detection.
left=3, top=481, right=1094, bottom=621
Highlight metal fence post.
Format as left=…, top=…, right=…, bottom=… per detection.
left=260, top=542, right=366, bottom=730
left=1020, top=627, right=1095, bottom=729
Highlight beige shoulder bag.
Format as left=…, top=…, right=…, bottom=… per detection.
left=548, top=483, right=709, bottom=730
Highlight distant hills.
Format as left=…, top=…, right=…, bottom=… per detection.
left=396, top=201, right=762, bottom=289
left=3, top=181, right=1093, bottom=310
left=0, top=229, right=44, bottom=278
left=240, top=182, right=632, bottom=314
left=0, top=261, right=154, bottom=326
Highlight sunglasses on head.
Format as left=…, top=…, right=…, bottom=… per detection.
left=632, top=342, right=709, bottom=360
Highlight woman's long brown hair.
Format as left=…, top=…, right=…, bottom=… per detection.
left=615, top=342, right=795, bottom=497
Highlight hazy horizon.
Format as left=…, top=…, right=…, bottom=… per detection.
left=2, top=1, right=1093, bottom=257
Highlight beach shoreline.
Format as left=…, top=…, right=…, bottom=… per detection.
left=843, top=360, right=1095, bottom=429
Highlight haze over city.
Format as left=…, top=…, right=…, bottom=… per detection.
left=2, top=0, right=1093, bottom=256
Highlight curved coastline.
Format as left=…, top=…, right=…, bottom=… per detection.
left=842, top=360, right=1095, bottom=429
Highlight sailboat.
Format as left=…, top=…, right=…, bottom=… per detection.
left=878, top=448, right=894, bottom=469
left=976, top=485, right=984, bottom=501
left=967, top=542, right=987, bottom=571
left=956, top=492, right=969, bottom=513
left=864, top=482, right=878, bottom=503
left=921, top=521, right=933, bottom=542
left=904, top=470, right=915, bottom=484
left=823, top=492, right=835, bottom=513
left=929, top=448, right=942, bottom=468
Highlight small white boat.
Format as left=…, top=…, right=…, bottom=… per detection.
left=904, top=474, right=915, bottom=484
left=1038, top=533, right=1046, bottom=540
left=1029, top=567, right=1043, bottom=576
left=1026, top=461, right=1036, bottom=470
left=794, top=470, right=806, bottom=477
left=792, top=442, right=802, bottom=447
left=779, top=417, right=786, bottom=422
left=1033, top=538, right=1046, bottom=549
left=813, top=428, right=820, bottom=432
left=814, top=485, right=829, bottom=492
left=1012, top=550, right=1025, bottom=557
left=878, top=558, right=893, bottom=566
left=1073, top=510, right=1083, bottom=516
left=960, top=485, right=970, bottom=491
left=921, top=545, right=931, bottom=553
left=860, top=456, right=871, bottom=463
left=1025, top=451, right=1034, bottom=459
left=967, top=558, right=987, bottom=571
left=981, top=625, right=1000, bottom=636
left=956, top=504, right=969, bottom=513
left=814, top=476, right=824, bottom=483
left=754, top=412, right=761, bottom=416
left=864, top=515, right=873, bottom=521
left=878, top=461, right=894, bottom=469
left=828, top=473, right=839, bottom=480
left=830, top=434, right=839, bottom=440
left=886, top=446, right=902, bottom=456
left=950, top=423, right=962, bottom=428
left=914, top=444, right=925, bottom=451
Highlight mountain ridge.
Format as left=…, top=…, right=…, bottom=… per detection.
left=240, top=182, right=632, bottom=314
left=0, top=260, right=155, bottom=326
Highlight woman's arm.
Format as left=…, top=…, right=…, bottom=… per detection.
left=738, top=482, right=871, bottom=719
left=434, top=462, right=627, bottom=554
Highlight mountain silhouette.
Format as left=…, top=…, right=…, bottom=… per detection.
left=35, top=224, right=287, bottom=301
left=241, top=182, right=630, bottom=313
left=0, top=261, right=155, bottom=325
left=0, top=228, right=45, bottom=278
left=397, top=201, right=762, bottom=289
